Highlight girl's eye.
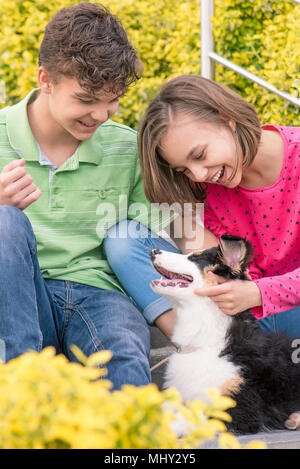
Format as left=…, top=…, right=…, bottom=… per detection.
left=175, top=168, right=189, bottom=175
left=80, top=100, right=94, bottom=104
left=174, top=151, right=205, bottom=175
left=195, top=151, right=205, bottom=160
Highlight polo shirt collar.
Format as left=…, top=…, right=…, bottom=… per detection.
left=6, top=88, right=103, bottom=165
left=77, top=133, right=103, bottom=165
left=6, top=89, right=40, bottom=161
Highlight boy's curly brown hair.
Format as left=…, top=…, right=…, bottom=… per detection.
left=38, top=2, right=142, bottom=95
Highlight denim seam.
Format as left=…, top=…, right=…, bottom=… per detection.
left=37, top=330, right=43, bottom=352
left=71, top=305, right=105, bottom=352
left=61, top=282, right=74, bottom=340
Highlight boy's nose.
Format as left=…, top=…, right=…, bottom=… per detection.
left=91, top=107, right=109, bottom=123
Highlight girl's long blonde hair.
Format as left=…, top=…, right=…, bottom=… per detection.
left=138, top=75, right=261, bottom=205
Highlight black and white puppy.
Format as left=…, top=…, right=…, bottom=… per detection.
left=151, top=235, right=300, bottom=435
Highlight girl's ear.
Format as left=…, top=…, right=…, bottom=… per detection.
left=228, top=119, right=236, bottom=132
left=218, top=113, right=236, bottom=132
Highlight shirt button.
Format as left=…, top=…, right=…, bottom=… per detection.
left=99, top=190, right=107, bottom=199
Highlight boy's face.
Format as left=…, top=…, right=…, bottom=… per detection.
left=40, top=69, right=122, bottom=141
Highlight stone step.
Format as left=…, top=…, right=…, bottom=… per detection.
left=202, top=429, right=300, bottom=449
left=149, top=326, right=172, bottom=390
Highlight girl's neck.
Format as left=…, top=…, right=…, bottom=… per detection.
left=240, top=128, right=284, bottom=190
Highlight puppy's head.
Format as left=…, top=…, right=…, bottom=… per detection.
left=150, top=234, right=252, bottom=300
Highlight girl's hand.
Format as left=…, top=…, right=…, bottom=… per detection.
left=194, top=272, right=262, bottom=316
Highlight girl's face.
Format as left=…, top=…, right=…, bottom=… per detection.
left=159, top=113, right=243, bottom=188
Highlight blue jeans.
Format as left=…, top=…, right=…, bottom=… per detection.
left=103, top=219, right=300, bottom=339
left=0, top=207, right=150, bottom=390
left=259, top=307, right=300, bottom=339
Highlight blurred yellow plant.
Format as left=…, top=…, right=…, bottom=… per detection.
left=0, top=346, right=266, bottom=449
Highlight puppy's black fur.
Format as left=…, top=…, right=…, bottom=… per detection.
left=189, top=234, right=300, bottom=434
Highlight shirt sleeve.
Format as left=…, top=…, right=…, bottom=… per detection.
left=251, top=267, right=300, bottom=319
left=127, top=153, right=177, bottom=233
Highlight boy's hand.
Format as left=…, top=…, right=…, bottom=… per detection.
left=0, top=159, right=41, bottom=210
left=194, top=271, right=262, bottom=315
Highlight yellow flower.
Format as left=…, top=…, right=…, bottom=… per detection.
left=0, top=347, right=266, bottom=449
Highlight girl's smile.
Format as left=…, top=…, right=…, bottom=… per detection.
left=159, top=112, right=243, bottom=188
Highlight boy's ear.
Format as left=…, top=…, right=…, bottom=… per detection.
left=37, top=66, right=52, bottom=94
left=218, top=234, right=252, bottom=274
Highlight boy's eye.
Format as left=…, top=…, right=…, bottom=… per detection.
left=79, top=99, right=94, bottom=104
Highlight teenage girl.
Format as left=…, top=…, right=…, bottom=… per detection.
left=104, top=75, right=300, bottom=340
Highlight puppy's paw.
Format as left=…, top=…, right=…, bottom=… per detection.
left=285, top=411, right=300, bottom=430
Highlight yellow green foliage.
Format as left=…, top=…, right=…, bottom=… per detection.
left=0, top=0, right=297, bottom=127
left=0, top=347, right=266, bottom=449
left=213, top=0, right=300, bottom=125
left=0, top=0, right=201, bottom=129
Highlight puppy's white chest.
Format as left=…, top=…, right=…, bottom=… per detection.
left=165, top=347, right=240, bottom=403
left=162, top=289, right=240, bottom=403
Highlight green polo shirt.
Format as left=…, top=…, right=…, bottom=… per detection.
left=0, top=89, right=173, bottom=294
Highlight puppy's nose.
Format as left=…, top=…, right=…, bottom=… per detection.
left=151, top=249, right=162, bottom=261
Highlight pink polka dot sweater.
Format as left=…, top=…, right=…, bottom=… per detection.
left=203, top=124, right=300, bottom=319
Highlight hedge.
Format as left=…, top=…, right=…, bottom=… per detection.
left=0, top=0, right=299, bottom=129
left=212, top=0, right=300, bottom=125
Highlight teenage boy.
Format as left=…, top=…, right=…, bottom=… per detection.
left=0, top=3, right=172, bottom=389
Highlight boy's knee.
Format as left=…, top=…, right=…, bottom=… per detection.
left=0, top=205, right=34, bottom=243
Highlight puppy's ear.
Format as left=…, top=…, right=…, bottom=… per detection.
left=217, top=234, right=253, bottom=277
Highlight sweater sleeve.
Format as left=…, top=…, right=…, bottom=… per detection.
left=251, top=266, right=300, bottom=319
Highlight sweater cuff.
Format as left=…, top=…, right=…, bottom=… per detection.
left=251, top=305, right=264, bottom=319
left=250, top=278, right=265, bottom=319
